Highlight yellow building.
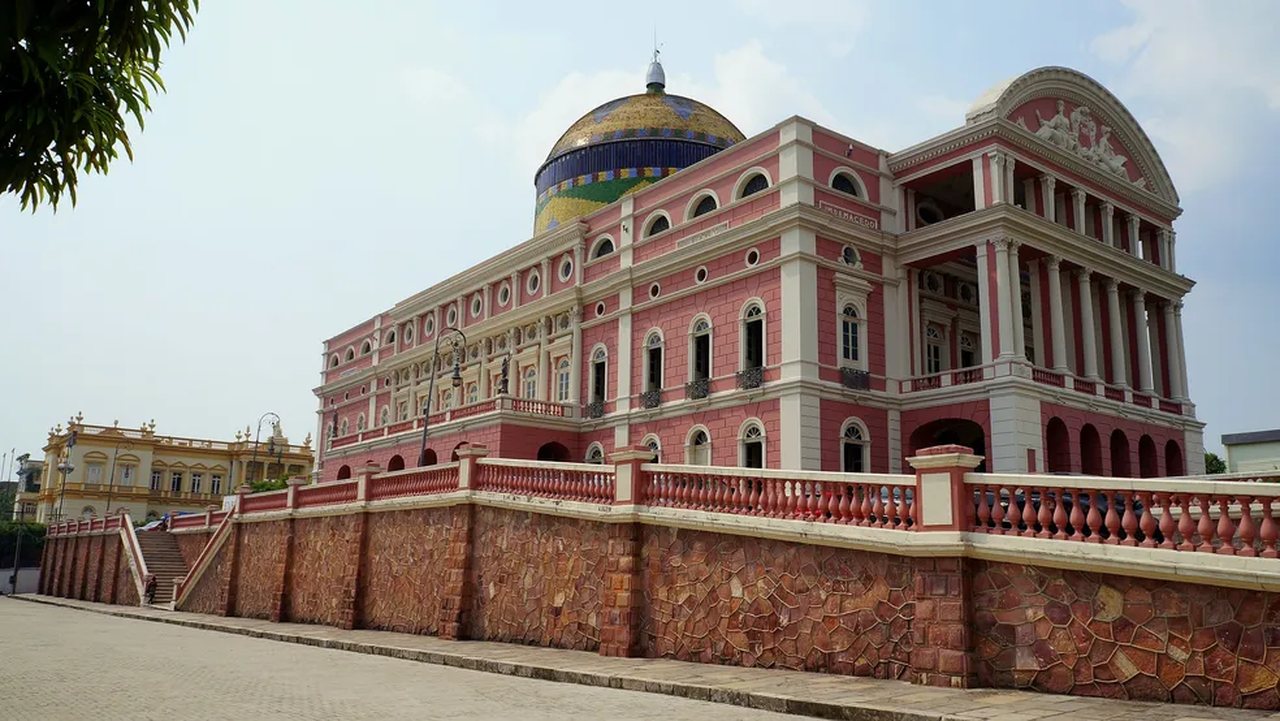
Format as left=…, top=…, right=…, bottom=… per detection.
left=29, top=414, right=314, bottom=523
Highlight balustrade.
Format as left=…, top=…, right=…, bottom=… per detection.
left=295, top=481, right=359, bottom=508
left=366, top=464, right=460, bottom=501
left=474, top=459, right=614, bottom=503
left=239, top=490, right=288, bottom=513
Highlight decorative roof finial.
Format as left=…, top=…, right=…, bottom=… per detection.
left=646, top=32, right=665, bottom=93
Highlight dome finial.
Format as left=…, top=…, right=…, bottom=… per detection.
left=646, top=34, right=665, bottom=93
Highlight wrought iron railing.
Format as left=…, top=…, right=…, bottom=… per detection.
left=640, top=389, right=663, bottom=409
left=584, top=401, right=605, bottom=419
left=840, top=366, right=871, bottom=390
left=685, top=378, right=710, bottom=400
left=736, top=366, right=764, bottom=390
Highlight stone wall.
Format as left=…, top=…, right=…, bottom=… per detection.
left=359, top=507, right=453, bottom=634
left=286, top=515, right=361, bottom=627
left=232, top=521, right=288, bottom=620
left=182, top=536, right=231, bottom=616
left=174, top=531, right=214, bottom=568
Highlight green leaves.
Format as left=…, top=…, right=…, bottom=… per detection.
left=1, top=0, right=198, bottom=211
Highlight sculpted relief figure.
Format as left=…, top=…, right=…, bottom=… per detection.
left=1093, top=125, right=1129, bottom=177
left=1034, top=100, right=1073, bottom=149
left=1070, top=104, right=1096, bottom=152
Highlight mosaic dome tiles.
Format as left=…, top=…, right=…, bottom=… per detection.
left=545, top=92, right=745, bottom=163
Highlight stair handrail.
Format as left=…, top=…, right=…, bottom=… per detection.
left=118, top=511, right=151, bottom=604
left=172, top=507, right=236, bottom=609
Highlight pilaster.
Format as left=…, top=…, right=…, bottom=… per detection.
left=1100, top=202, right=1115, bottom=247
left=992, top=239, right=1014, bottom=358
left=1039, top=174, right=1056, bottom=223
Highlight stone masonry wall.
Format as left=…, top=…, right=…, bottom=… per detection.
left=971, top=561, right=1280, bottom=709
left=181, top=537, right=229, bottom=616
left=466, top=506, right=607, bottom=651
left=174, top=531, right=214, bottom=568
left=359, top=507, right=454, bottom=635
left=639, top=525, right=914, bottom=679
left=233, top=521, right=288, bottom=620
left=286, top=515, right=361, bottom=626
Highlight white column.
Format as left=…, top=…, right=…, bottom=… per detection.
left=1007, top=241, right=1025, bottom=358
left=987, top=151, right=1005, bottom=205
left=905, top=188, right=916, bottom=232
left=1004, top=154, right=1016, bottom=204
left=569, top=307, right=582, bottom=406
left=1157, top=229, right=1172, bottom=270
left=1106, top=279, right=1128, bottom=388
left=972, top=156, right=988, bottom=210
left=993, top=239, right=1014, bottom=358
left=1076, top=270, right=1099, bottom=379
left=1071, top=189, right=1088, bottom=236
left=1132, top=290, right=1154, bottom=393
left=1022, top=177, right=1036, bottom=213
left=1046, top=257, right=1068, bottom=372
left=1162, top=300, right=1184, bottom=400
left=1169, top=231, right=1178, bottom=273
left=1126, top=214, right=1141, bottom=258
left=1027, top=260, right=1044, bottom=366
left=1173, top=301, right=1190, bottom=399
left=973, top=250, right=993, bottom=364
left=1100, top=203, right=1115, bottom=248
left=1039, top=175, right=1057, bottom=223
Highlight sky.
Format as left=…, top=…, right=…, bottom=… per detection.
left=3, top=0, right=1278, bottom=471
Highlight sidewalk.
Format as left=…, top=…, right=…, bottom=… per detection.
left=12, top=595, right=1276, bottom=721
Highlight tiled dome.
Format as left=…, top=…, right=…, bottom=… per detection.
left=533, top=61, right=745, bottom=233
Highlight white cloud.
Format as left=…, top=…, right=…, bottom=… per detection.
left=915, top=94, right=970, bottom=123
left=733, top=0, right=869, bottom=56
left=1089, top=0, right=1280, bottom=192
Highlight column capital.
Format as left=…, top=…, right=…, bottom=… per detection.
left=1074, top=268, right=1092, bottom=282
left=1039, top=173, right=1056, bottom=187
left=1070, top=187, right=1088, bottom=201
left=1104, top=276, right=1121, bottom=292
left=1173, top=299, right=1184, bottom=314
left=1157, top=227, right=1172, bottom=241
left=1045, top=255, right=1061, bottom=271
left=1128, top=286, right=1147, bottom=302
left=1100, top=201, right=1115, bottom=216
left=991, top=236, right=1013, bottom=251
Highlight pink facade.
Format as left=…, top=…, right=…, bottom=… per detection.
left=315, top=66, right=1203, bottom=481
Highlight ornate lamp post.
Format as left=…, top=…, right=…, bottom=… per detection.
left=417, top=327, right=466, bottom=467
left=249, top=412, right=281, bottom=485
left=104, top=440, right=134, bottom=515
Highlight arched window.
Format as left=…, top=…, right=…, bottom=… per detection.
left=556, top=358, right=571, bottom=402
left=592, top=237, right=615, bottom=259
left=645, top=214, right=671, bottom=237
left=925, top=325, right=944, bottom=374
left=81, top=505, right=96, bottom=519
left=441, top=389, right=454, bottom=410
left=959, top=333, right=977, bottom=368
left=386, top=455, right=405, bottom=472
left=329, top=355, right=340, bottom=368
left=344, top=348, right=355, bottom=362
left=385, top=330, right=396, bottom=345
left=841, top=420, right=869, bottom=473
left=585, top=443, right=605, bottom=464
left=642, top=434, right=661, bottom=462
left=742, top=303, right=764, bottom=370
left=690, top=317, right=712, bottom=388
left=686, top=428, right=711, bottom=466
left=832, top=172, right=862, bottom=198
left=339, top=418, right=349, bottom=436
left=523, top=366, right=538, bottom=399
left=739, top=173, right=769, bottom=199
left=740, top=421, right=765, bottom=469
left=840, top=304, right=862, bottom=367
left=690, top=194, right=717, bottom=219
left=379, top=406, right=390, bottom=426
left=466, top=382, right=479, bottom=405
left=644, top=331, right=664, bottom=394
left=361, top=340, right=372, bottom=355
left=589, top=347, right=607, bottom=405
left=336, top=465, right=352, bottom=480
left=356, top=414, right=366, bottom=432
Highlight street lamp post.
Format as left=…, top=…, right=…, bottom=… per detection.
left=7, top=503, right=25, bottom=595
left=53, top=429, right=77, bottom=523
left=104, top=441, right=134, bottom=515
left=249, top=412, right=281, bottom=486
left=417, top=327, right=467, bottom=467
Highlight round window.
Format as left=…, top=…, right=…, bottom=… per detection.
left=498, top=283, right=511, bottom=306
left=841, top=246, right=860, bottom=266
left=649, top=283, right=661, bottom=299
left=527, top=270, right=541, bottom=295
left=446, top=306, right=458, bottom=326
left=423, top=317, right=434, bottom=336
left=745, top=248, right=760, bottom=267
left=694, top=266, right=708, bottom=284
left=559, top=256, right=573, bottom=281
left=595, top=302, right=606, bottom=317
left=471, top=295, right=483, bottom=318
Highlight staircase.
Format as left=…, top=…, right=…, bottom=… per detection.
left=136, top=531, right=189, bottom=606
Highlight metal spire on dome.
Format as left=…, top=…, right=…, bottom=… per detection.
left=646, top=35, right=665, bottom=93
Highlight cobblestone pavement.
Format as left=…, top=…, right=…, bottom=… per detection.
left=8, top=596, right=1280, bottom=721
left=0, top=598, right=805, bottom=721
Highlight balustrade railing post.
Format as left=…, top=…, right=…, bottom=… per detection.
left=235, top=484, right=251, bottom=514
left=285, top=476, right=307, bottom=511
left=356, top=460, right=382, bottom=503
left=608, top=446, right=654, bottom=505
left=455, top=443, right=489, bottom=490
left=905, top=444, right=984, bottom=532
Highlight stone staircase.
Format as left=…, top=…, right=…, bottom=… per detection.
left=136, top=531, right=189, bottom=606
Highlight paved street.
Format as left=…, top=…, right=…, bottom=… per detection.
left=0, top=599, right=804, bottom=721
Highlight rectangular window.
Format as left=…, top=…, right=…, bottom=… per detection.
left=87, top=464, right=102, bottom=484
left=646, top=347, right=663, bottom=391
left=211, top=474, right=223, bottom=495
left=743, top=441, right=764, bottom=469
left=591, top=361, right=606, bottom=403
left=745, top=320, right=764, bottom=369
left=926, top=344, right=943, bottom=374
left=961, top=348, right=976, bottom=368
left=842, top=321, right=860, bottom=363
left=694, top=335, right=710, bottom=380
left=170, top=472, right=183, bottom=493
left=190, top=473, right=203, bottom=494
left=120, top=465, right=134, bottom=485
left=150, top=470, right=162, bottom=491
left=557, top=367, right=570, bottom=402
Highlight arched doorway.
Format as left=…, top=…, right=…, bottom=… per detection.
left=1109, top=430, right=1131, bottom=477
left=1080, top=424, right=1103, bottom=475
left=1139, top=435, right=1158, bottom=478
left=336, top=465, right=352, bottom=480
left=386, top=455, right=405, bottom=472
left=450, top=442, right=469, bottom=462
left=1045, top=418, right=1071, bottom=473
left=908, top=418, right=987, bottom=472
left=1165, top=440, right=1185, bottom=477
left=536, top=441, right=570, bottom=462
left=422, top=448, right=438, bottom=466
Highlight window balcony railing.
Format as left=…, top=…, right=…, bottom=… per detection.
left=840, top=367, right=871, bottom=391
left=685, top=378, right=710, bottom=400
left=640, top=389, right=663, bottom=409
left=584, top=401, right=605, bottom=419
left=736, top=366, right=764, bottom=390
